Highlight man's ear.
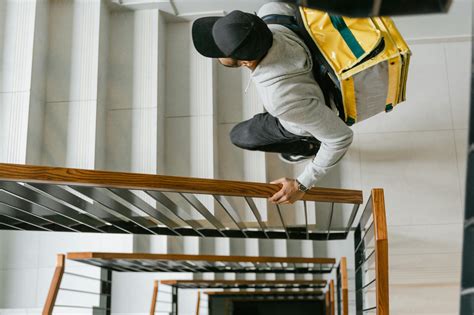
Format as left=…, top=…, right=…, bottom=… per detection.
left=240, top=60, right=258, bottom=69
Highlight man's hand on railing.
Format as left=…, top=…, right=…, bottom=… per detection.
left=269, top=178, right=305, bottom=204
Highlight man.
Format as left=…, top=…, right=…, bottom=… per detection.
left=192, top=3, right=353, bottom=204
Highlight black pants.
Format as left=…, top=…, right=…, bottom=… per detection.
left=230, top=113, right=320, bottom=156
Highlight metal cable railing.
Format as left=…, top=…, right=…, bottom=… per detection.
left=37, top=188, right=389, bottom=315
left=0, top=163, right=362, bottom=240
left=66, top=252, right=337, bottom=274
left=162, top=280, right=327, bottom=315
left=353, top=189, right=389, bottom=315
left=150, top=281, right=173, bottom=315
left=43, top=254, right=112, bottom=315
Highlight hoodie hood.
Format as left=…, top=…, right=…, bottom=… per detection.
left=252, top=25, right=313, bottom=87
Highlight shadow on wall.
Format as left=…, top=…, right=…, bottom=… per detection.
left=460, top=36, right=474, bottom=315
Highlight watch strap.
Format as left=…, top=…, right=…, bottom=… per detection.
left=296, top=179, right=310, bottom=193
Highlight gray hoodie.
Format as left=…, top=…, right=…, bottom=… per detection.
left=252, top=4, right=354, bottom=188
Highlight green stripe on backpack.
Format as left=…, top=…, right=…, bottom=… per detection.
left=329, top=15, right=365, bottom=58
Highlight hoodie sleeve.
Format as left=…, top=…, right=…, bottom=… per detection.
left=276, top=94, right=354, bottom=188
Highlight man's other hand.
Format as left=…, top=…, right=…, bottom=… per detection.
left=269, top=178, right=305, bottom=204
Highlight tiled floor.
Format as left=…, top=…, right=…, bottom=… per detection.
left=338, top=40, right=471, bottom=314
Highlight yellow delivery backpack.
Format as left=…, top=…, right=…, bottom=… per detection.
left=298, top=8, right=411, bottom=125
left=264, top=8, right=411, bottom=125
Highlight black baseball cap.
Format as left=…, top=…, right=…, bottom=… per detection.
left=192, top=10, right=273, bottom=60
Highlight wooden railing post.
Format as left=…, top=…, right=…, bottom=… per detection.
left=42, top=254, right=65, bottom=315
left=340, top=257, right=349, bottom=315
left=330, top=280, right=335, bottom=315
left=196, top=291, right=201, bottom=315
left=372, top=189, right=389, bottom=315
left=150, top=280, right=159, bottom=315
left=325, top=291, right=330, bottom=315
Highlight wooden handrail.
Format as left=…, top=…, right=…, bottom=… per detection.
left=204, top=290, right=324, bottom=296
left=340, top=257, right=349, bottom=315
left=329, top=280, right=335, bottom=315
left=372, top=189, right=389, bottom=315
left=0, top=163, right=362, bottom=203
left=150, top=280, right=159, bottom=315
left=160, top=279, right=327, bottom=286
left=67, top=252, right=336, bottom=265
left=42, top=254, right=65, bottom=315
left=196, top=291, right=201, bottom=315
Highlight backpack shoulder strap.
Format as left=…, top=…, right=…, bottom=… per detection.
left=261, top=14, right=300, bottom=33
left=262, top=13, right=338, bottom=114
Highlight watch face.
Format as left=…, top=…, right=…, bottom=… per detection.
left=299, top=183, right=308, bottom=192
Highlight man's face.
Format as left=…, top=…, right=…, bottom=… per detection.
left=218, top=58, right=241, bottom=68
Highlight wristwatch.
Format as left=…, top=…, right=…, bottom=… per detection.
left=296, top=179, right=310, bottom=193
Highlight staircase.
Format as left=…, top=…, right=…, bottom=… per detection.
left=0, top=164, right=388, bottom=315
left=0, top=1, right=358, bottom=314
